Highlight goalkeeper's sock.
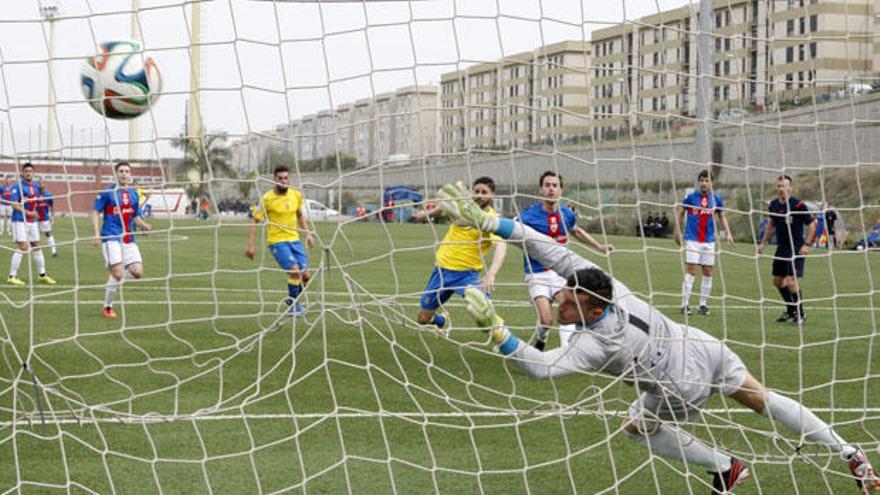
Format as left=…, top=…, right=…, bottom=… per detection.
left=104, top=276, right=121, bottom=307
left=682, top=273, right=695, bottom=308
left=763, top=391, right=855, bottom=457
left=778, top=286, right=795, bottom=315
left=9, top=250, right=23, bottom=278
left=624, top=424, right=732, bottom=472
left=431, top=312, right=447, bottom=329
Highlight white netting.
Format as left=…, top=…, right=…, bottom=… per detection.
left=1, top=0, right=879, bottom=493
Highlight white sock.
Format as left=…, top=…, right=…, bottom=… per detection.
left=104, top=276, right=121, bottom=308
left=558, top=324, right=577, bottom=347
left=9, top=251, right=23, bottom=278
left=33, top=249, right=45, bottom=275
left=0, top=218, right=5, bottom=235
left=763, top=391, right=855, bottom=456
left=624, top=424, right=732, bottom=472
left=47, top=235, right=56, bottom=254
left=682, top=273, right=695, bottom=307
left=699, top=276, right=713, bottom=307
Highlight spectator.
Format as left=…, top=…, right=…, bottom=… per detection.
left=659, top=212, right=670, bottom=236
left=198, top=196, right=210, bottom=220
left=824, top=207, right=839, bottom=248
left=852, top=219, right=880, bottom=250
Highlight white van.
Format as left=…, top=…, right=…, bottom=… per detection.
left=847, top=84, right=873, bottom=96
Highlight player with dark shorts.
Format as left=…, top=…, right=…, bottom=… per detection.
left=758, top=175, right=817, bottom=325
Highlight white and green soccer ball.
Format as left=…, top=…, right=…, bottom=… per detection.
left=80, top=40, right=162, bottom=119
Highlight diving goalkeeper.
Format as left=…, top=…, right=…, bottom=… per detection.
left=436, top=182, right=879, bottom=494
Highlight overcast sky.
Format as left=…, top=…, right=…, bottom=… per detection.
left=0, top=0, right=694, bottom=160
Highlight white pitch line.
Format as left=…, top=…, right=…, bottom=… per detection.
left=4, top=408, right=880, bottom=427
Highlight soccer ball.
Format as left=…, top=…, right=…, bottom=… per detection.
left=80, top=40, right=162, bottom=119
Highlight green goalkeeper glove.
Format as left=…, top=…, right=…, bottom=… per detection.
left=436, top=182, right=498, bottom=232
left=465, top=287, right=510, bottom=349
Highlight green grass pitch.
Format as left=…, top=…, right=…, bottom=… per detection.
left=1, top=216, right=879, bottom=493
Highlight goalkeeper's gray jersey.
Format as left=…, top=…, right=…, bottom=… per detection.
left=502, top=220, right=723, bottom=391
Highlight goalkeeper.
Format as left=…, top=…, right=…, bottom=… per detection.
left=437, top=182, right=879, bottom=494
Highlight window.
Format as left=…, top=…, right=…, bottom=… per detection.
left=785, top=73, right=793, bottom=89
left=653, top=52, right=659, bottom=65
left=810, top=15, right=817, bottom=32
left=714, top=86, right=721, bottom=100
left=716, top=13, right=722, bottom=28
left=810, top=42, right=817, bottom=58
left=800, top=17, right=805, bottom=34
left=799, top=44, right=805, bottom=61
left=724, top=60, right=730, bottom=75
left=723, top=85, right=729, bottom=100
left=787, top=19, right=795, bottom=36
left=786, top=46, right=794, bottom=63
left=716, top=38, right=722, bottom=51
left=715, top=62, right=721, bottom=76
left=724, top=38, right=731, bottom=51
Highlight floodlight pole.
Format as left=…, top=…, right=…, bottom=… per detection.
left=695, top=0, right=713, bottom=166
left=129, top=0, right=140, bottom=160
left=41, top=4, right=59, bottom=159
left=187, top=0, right=203, bottom=183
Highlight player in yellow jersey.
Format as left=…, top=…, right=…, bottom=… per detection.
left=414, top=177, right=507, bottom=333
left=245, top=166, right=314, bottom=316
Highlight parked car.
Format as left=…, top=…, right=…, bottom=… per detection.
left=847, top=83, right=873, bottom=95
left=718, top=108, right=750, bottom=123
left=304, top=199, right=340, bottom=220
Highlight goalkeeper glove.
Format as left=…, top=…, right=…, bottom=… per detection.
left=465, top=287, right=511, bottom=350
left=436, top=182, right=499, bottom=232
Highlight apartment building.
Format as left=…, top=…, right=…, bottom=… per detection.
left=334, top=104, right=354, bottom=158
left=440, top=40, right=592, bottom=152
left=394, top=86, right=440, bottom=159
left=591, top=0, right=876, bottom=138
left=352, top=98, right=374, bottom=166
left=768, top=0, right=875, bottom=99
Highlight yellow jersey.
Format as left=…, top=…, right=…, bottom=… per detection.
left=436, top=207, right=500, bottom=271
left=253, top=189, right=303, bottom=245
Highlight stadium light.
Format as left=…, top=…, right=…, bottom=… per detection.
left=41, top=3, right=60, bottom=158
left=695, top=0, right=713, bottom=166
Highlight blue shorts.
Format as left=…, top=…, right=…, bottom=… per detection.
left=420, top=267, right=481, bottom=310
left=269, top=241, right=308, bottom=271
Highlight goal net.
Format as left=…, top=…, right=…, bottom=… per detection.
left=1, top=0, right=879, bottom=492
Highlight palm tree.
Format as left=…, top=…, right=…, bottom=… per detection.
left=172, top=132, right=234, bottom=200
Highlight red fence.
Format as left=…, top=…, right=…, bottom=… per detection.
left=0, top=159, right=165, bottom=214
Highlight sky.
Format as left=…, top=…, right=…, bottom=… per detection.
left=0, top=0, right=695, bottom=160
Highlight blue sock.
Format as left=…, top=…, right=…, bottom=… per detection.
left=432, top=313, right=446, bottom=328
left=288, top=283, right=302, bottom=304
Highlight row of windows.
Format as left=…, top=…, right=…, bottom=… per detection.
left=786, top=15, right=818, bottom=36
left=784, top=42, right=818, bottom=63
